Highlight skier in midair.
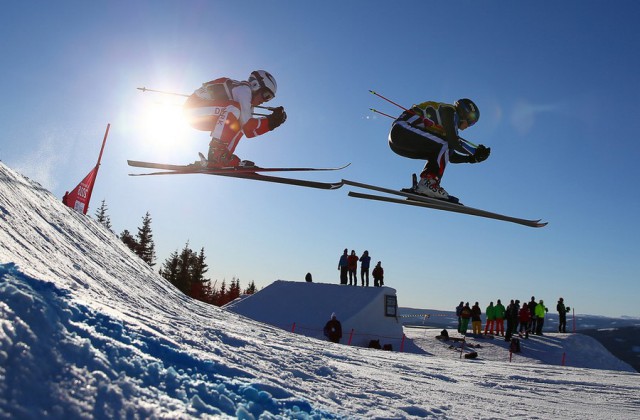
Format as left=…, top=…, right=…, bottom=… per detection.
left=387, top=98, right=490, bottom=201
left=182, top=70, right=287, bottom=168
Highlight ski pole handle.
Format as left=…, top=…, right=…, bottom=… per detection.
left=255, top=105, right=277, bottom=111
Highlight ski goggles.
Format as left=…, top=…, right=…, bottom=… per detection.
left=261, top=89, right=275, bottom=102
left=464, top=111, right=479, bottom=127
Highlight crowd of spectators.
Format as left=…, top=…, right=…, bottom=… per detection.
left=456, top=296, right=571, bottom=339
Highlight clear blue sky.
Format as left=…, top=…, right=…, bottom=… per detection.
left=2, top=1, right=639, bottom=317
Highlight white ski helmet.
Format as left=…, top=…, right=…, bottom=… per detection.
left=248, top=70, right=277, bottom=101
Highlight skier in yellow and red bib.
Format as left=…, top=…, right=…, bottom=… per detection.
left=388, top=98, right=490, bottom=202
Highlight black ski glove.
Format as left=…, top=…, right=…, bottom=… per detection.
left=469, top=144, right=490, bottom=163
left=266, top=106, right=287, bottom=130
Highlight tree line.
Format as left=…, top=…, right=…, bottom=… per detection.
left=93, top=200, right=256, bottom=306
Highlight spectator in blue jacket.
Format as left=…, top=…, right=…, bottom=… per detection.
left=338, top=249, right=348, bottom=285
left=360, top=250, right=371, bottom=287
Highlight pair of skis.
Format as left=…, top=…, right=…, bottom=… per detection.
left=127, top=159, right=349, bottom=176
left=127, top=160, right=346, bottom=190
left=127, top=160, right=547, bottom=228
left=342, top=179, right=548, bottom=228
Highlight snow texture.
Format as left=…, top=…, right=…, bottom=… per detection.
left=1, top=162, right=639, bottom=419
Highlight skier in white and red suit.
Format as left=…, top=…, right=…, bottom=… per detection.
left=183, top=70, right=286, bottom=168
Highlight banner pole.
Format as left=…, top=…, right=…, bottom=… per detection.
left=96, top=123, right=110, bottom=168
left=83, top=123, right=110, bottom=214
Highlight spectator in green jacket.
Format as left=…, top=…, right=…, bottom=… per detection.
left=535, top=300, right=548, bottom=335
left=455, top=301, right=464, bottom=332
left=459, top=302, right=472, bottom=334
left=494, top=299, right=506, bottom=336
left=484, top=302, right=496, bottom=335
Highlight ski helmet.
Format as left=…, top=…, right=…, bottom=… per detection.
left=455, top=98, right=479, bottom=127
left=248, top=70, right=277, bottom=102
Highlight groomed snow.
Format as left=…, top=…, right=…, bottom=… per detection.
left=1, top=162, right=639, bottom=419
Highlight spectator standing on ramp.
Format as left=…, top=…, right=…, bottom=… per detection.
left=360, top=250, right=371, bottom=287
left=338, top=249, right=348, bottom=285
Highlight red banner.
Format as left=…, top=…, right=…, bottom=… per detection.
left=63, top=166, right=98, bottom=214
left=62, top=124, right=110, bottom=215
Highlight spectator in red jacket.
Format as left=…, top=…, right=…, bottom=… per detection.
left=519, top=303, right=531, bottom=338
left=372, top=261, right=384, bottom=287
left=347, top=250, right=359, bottom=286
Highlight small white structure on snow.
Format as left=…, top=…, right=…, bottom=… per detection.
left=225, top=280, right=406, bottom=350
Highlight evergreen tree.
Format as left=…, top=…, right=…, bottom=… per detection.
left=136, top=212, right=156, bottom=267
left=209, top=280, right=220, bottom=306
left=190, top=247, right=210, bottom=302
left=94, top=199, right=113, bottom=232
left=159, top=243, right=213, bottom=304
left=228, top=277, right=241, bottom=302
left=192, top=247, right=208, bottom=284
left=120, top=229, right=138, bottom=253
left=201, top=279, right=214, bottom=304
left=159, top=250, right=179, bottom=285
left=174, top=242, right=193, bottom=294
left=244, top=280, right=257, bottom=295
left=217, top=279, right=228, bottom=306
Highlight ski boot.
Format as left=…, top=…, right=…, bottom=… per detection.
left=194, top=151, right=255, bottom=169
left=204, top=145, right=242, bottom=168
left=403, top=173, right=460, bottom=204
left=415, top=174, right=450, bottom=200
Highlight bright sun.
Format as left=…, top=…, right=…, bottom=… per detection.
left=140, top=100, right=191, bottom=153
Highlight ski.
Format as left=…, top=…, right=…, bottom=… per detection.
left=130, top=169, right=344, bottom=190
left=209, top=172, right=343, bottom=190
left=127, top=160, right=350, bottom=174
left=343, top=179, right=547, bottom=228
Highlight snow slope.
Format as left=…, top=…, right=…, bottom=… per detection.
left=1, top=162, right=639, bottom=419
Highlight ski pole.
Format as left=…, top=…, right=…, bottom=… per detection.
left=369, top=90, right=413, bottom=115
left=370, top=89, right=438, bottom=128
left=460, top=137, right=478, bottom=148
left=138, top=87, right=277, bottom=115
left=137, top=87, right=190, bottom=97
left=370, top=108, right=396, bottom=120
